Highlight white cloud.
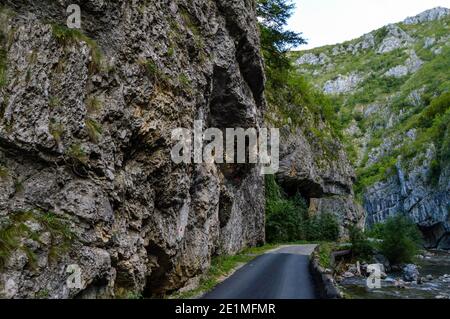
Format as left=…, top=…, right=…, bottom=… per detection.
left=288, top=0, right=450, bottom=50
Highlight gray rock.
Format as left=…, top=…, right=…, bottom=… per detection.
left=404, top=7, right=450, bottom=25
left=403, top=264, right=420, bottom=282
left=373, top=254, right=391, bottom=272
left=377, top=25, right=414, bottom=54
left=343, top=272, right=355, bottom=278
left=296, top=52, right=330, bottom=66
left=365, top=149, right=450, bottom=248
left=323, top=73, right=363, bottom=94
left=424, top=37, right=436, bottom=49
left=384, top=49, right=424, bottom=78
left=0, top=0, right=265, bottom=298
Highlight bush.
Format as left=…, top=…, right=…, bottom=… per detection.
left=366, top=222, right=385, bottom=239
left=266, top=197, right=305, bottom=243
left=349, top=226, right=373, bottom=259
left=305, top=212, right=340, bottom=242
left=265, top=176, right=340, bottom=243
left=379, top=215, right=422, bottom=265
left=265, top=175, right=308, bottom=243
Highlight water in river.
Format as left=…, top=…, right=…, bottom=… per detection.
left=340, top=250, right=450, bottom=299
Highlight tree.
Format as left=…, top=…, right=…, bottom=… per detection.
left=256, top=0, right=306, bottom=71
left=349, top=226, right=373, bottom=259
left=380, top=215, right=422, bottom=265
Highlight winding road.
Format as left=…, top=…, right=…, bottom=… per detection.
left=203, top=245, right=318, bottom=299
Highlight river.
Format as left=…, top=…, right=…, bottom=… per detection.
left=339, top=250, right=450, bottom=299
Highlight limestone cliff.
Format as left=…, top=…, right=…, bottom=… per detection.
left=293, top=7, right=450, bottom=249
left=0, top=0, right=265, bottom=298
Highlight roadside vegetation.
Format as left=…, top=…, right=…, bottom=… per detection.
left=348, top=215, right=422, bottom=265
left=265, top=175, right=340, bottom=243
left=314, top=215, right=422, bottom=271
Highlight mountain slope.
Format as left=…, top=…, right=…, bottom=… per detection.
left=293, top=7, right=450, bottom=249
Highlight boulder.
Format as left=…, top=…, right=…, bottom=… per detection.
left=403, top=264, right=420, bottom=282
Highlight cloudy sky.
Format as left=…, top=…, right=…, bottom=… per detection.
left=288, top=0, right=450, bottom=50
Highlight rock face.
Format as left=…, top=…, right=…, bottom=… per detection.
left=292, top=7, right=450, bottom=248
left=323, top=73, right=363, bottom=95
left=277, top=123, right=365, bottom=238
left=0, top=0, right=265, bottom=298
left=365, top=155, right=450, bottom=249
left=404, top=7, right=450, bottom=25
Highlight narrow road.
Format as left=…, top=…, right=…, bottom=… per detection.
left=203, top=245, right=318, bottom=299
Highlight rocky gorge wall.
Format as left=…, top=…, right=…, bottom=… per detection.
left=0, top=0, right=266, bottom=298
left=277, top=124, right=365, bottom=238
left=293, top=7, right=450, bottom=249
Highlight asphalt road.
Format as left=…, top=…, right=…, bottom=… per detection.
left=203, top=245, right=318, bottom=299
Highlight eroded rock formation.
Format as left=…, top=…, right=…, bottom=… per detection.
left=0, top=0, right=265, bottom=298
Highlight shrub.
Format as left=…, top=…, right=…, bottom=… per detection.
left=86, top=96, right=102, bottom=114
left=305, top=212, right=340, bottom=242
left=266, top=197, right=304, bottom=243
left=265, top=176, right=342, bottom=243
left=265, top=175, right=308, bottom=243
left=366, top=222, right=385, bottom=239
left=349, top=226, right=373, bottom=259
left=379, top=215, right=422, bottom=265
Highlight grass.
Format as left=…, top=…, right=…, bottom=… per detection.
left=86, top=96, right=102, bottom=114
left=85, top=118, right=102, bottom=143
left=49, top=119, right=64, bottom=143
left=48, top=96, right=60, bottom=109
left=0, top=210, right=75, bottom=271
left=0, top=7, right=13, bottom=88
left=138, top=58, right=170, bottom=88
left=67, top=143, right=88, bottom=164
left=51, top=24, right=104, bottom=73
left=0, top=164, right=8, bottom=179
left=0, top=43, right=6, bottom=87
left=315, top=242, right=335, bottom=269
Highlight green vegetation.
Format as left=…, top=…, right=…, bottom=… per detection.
left=292, top=14, right=450, bottom=199
left=355, top=91, right=450, bottom=194
left=366, top=215, right=423, bottom=265
left=170, top=244, right=280, bottom=299
left=48, top=96, right=60, bottom=109
left=349, top=226, right=373, bottom=259
left=86, top=96, right=102, bottom=114
left=265, top=175, right=340, bottom=243
left=49, top=119, right=64, bottom=143
left=0, top=9, right=10, bottom=88
left=378, top=215, right=422, bottom=265
left=265, top=175, right=307, bottom=242
left=0, top=164, right=8, bottom=179
left=0, top=210, right=75, bottom=270
left=67, top=143, right=88, bottom=164
left=85, top=118, right=103, bottom=143
left=257, top=0, right=306, bottom=70
left=305, top=212, right=340, bottom=242
left=139, top=58, right=170, bottom=88
left=51, top=24, right=104, bottom=73
left=315, top=242, right=335, bottom=269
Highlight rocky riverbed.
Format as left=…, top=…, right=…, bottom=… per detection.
left=339, top=250, right=450, bottom=299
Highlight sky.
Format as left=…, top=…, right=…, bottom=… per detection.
left=288, top=0, right=450, bottom=50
